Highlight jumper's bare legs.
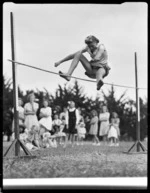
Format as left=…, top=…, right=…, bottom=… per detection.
left=55, top=52, right=105, bottom=90
left=55, top=52, right=93, bottom=81
left=96, top=68, right=106, bottom=90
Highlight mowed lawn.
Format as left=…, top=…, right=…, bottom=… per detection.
left=3, top=141, right=147, bottom=178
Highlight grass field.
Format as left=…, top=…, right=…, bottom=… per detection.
left=3, top=141, right=147, bottom=178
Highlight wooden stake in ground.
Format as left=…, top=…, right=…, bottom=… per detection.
left=4, top=12, right=35, bottom=158
left=123, top=52, right=147, bottom=154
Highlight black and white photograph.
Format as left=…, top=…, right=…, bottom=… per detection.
left=3, top=2, right=147, bottom=189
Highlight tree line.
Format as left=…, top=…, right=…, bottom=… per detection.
left=3, top=76, right=147, bottom=141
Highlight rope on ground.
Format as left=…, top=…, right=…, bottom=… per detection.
left=8, top=59, right=147, bottom=90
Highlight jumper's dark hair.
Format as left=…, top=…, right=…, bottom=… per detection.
left=85, top=35, right=99, bottom=44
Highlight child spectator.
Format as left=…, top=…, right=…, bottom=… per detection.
left=77, top=117, right=86, bottom=145
left=108, top=112, right=120, bottom=146
left=57, top=117, right=67, bottom=145
left=23, top=125, right=40, bottom=151
left=84, top=115, right=91, bottom=140
left=59, top=107, right=68, bottom=120
left=99, top=105, right=110, bottom=145
left=52, top=114, right=62, bottom=133
left=65, top=101, right=80, bottom=147
left=19, top=128, right=28, bottom=144
left=50, top=114, right=62, bottom=147
left=59, top=109, right=69, bottom=148
left=42, top=132, right=57, bottom=148
left=89, top=110, right=100, bottom=146
left=39, top=99, right=52, bottom=141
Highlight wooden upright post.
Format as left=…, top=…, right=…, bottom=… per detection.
left=4, top=12, right=35, bottom=158
left=10, top=12, right=20, bottom=156
left=135, top=52, right=140, bottom=152
left=123, top=52, right=147, bottom=154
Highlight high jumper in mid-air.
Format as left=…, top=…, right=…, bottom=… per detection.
left=55, top=35, right=111, bottom=90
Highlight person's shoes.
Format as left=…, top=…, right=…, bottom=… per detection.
left=97, top=80, right=104, bottom=90
left=59, top=71, right=71, bottom=81
left=54, top=62, right=61, bottom=67
left=115, top=143, right=119, bottom=146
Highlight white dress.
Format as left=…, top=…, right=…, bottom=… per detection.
left=77, top=122, right=86, bottom=138
left=24, top=102, right=39, bottom=131
left=99, top=112, right=110, bottom=136
left=108, top=125, right=118, bottom=139
left=39, top=107, right=52, bottom=131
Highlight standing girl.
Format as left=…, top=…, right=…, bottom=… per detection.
left=24, top=92, right=40, bottom=147
left=65, top=101, right=80, bottom=147
left=24, top=92, right=39, bottom=131
left=99, top=105, right=110, bottom=145
left=108, top=112, right=120, bottom=146
left=77, top=117, right=86, bottom=145
left=89, top=110, right=100, bottom=146
left=59, top=112, right=69, bottom=148
left=39, top=99, right=52, bottom=137
left=55, top=35, right=111, bottom=90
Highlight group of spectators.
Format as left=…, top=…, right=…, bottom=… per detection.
left=10, top=91, right=120, bottom=150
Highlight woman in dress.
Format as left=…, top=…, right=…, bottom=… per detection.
left=39, top=99, right=52, bottom=137
left=99, top=105, right=110, bottom=145
left=24, top=92, right=39, bottom=131
left=24, top=92, right=40, bottom=147
left=108, top=112, right=120, bottom=146
left=55, top=35, right=111, bottom=90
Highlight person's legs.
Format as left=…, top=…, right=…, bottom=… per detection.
left=96, top=68, right=106, bottom=90
left=116, top=137, right=119, bottom=146
left=103, top=135, right=108, bottom=145
left=70, top=134, right=73, bottom=142
left=80, top=137, right=84, bottom=145
left=59, top=53, right=93, bottom=81
left=114, top=137, right=117, bottom=144
left=92, top=135, right=95, bottom=144
left=63, top=133, right=69, bottom=148
left=95, top=135, right=100, bottom=145
left=72, top=134, right=76, bottom=146
left=93, top=135, right=97, bottom=144
left=76, top=134, right=79, bottom=145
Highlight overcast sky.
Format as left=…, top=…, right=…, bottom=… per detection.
left=3, top=3, right=147, bottom=101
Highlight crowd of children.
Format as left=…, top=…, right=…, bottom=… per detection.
left=11, top=92, right=120, bottom=151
